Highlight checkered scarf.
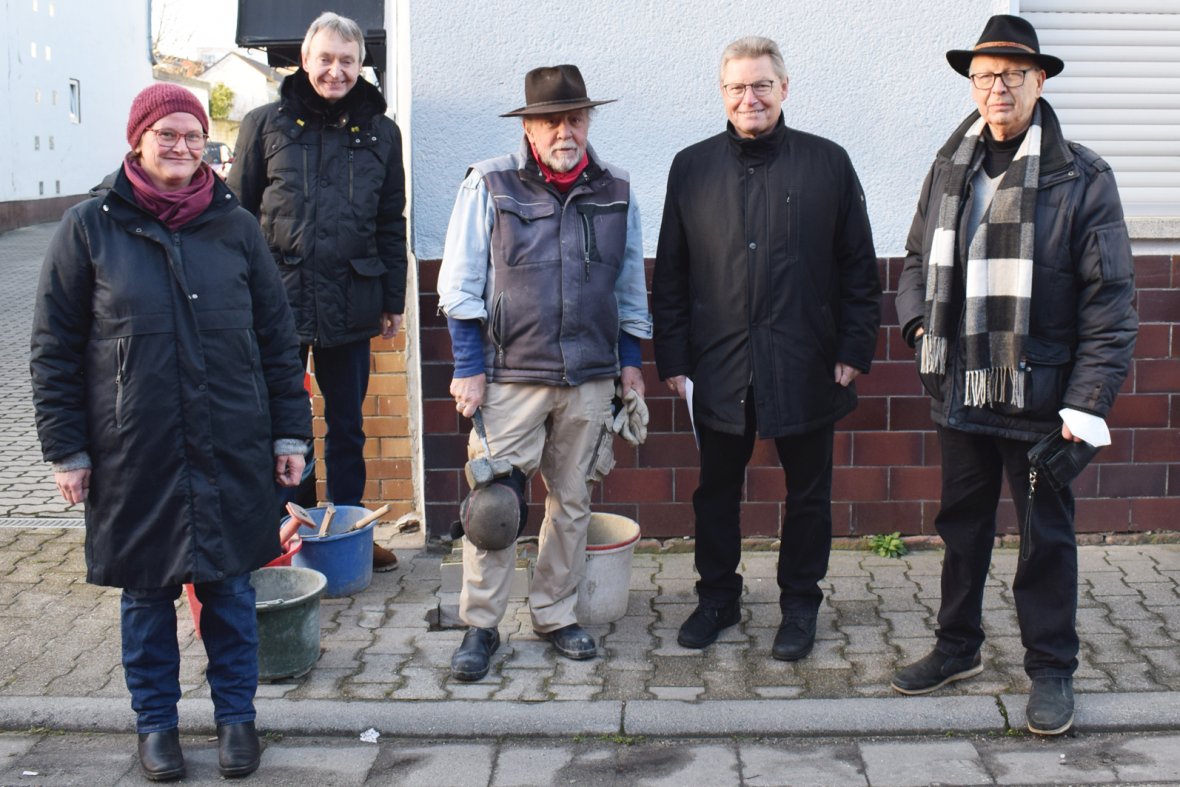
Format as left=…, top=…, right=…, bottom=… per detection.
left=920, top=105, right=1042, bottom=408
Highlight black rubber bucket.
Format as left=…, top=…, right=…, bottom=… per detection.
left=251, top=565, right=327, bottom=680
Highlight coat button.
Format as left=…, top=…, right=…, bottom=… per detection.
left=747, top=167, right=755, bottom=174
left=748, top=242, right=757, bottom=250
left=198, top=383, right=207, bottom=391
left=190, top=293, right=198, bottom=300
left=320, top=179, right=329, bottom=187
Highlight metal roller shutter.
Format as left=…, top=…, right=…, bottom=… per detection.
left=1021, top=1, right=1180, bottom=219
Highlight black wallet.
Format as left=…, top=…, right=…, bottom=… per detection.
left=1027, top=430, right=1100, bottom=491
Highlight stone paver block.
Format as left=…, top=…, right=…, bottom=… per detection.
left=741, top=742, right=866, bottom=786
left=861, top=740, right=989, bottom=786
left=1112, top=733, right=1180, bottom=782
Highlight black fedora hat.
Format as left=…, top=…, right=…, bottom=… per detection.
left=947, top=15, right=1064, bottom=79
left=501, top=64, right=616, bottom=117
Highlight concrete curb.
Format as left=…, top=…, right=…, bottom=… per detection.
left=4, top=693, right=1179, bottom=739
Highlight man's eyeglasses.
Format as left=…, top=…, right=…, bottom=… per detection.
left=146, top=128, right=208, bottom=150
left=722, top=80, right=777, bottom=99
left=968, top=69, right=1033, bottom=90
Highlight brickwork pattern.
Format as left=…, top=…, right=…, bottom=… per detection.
left=419, top=256, right=1179, bottom=539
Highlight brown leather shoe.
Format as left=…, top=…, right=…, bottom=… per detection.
left=373, top=542, right=399, bottom=572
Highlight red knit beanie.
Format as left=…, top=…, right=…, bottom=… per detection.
left=126, top=83, right=209, bottom=148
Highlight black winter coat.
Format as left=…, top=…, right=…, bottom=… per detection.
left=895, top=101, right=1138, bottom=442
left=228, top=71, right=407, bottom=348
left=30, top=167, right=312, bottom=588
left=653, top=119, right=881, bottom=437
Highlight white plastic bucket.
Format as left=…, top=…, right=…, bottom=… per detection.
left=575, top=513, right=641, bottom=626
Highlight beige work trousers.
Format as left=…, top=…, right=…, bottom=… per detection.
left=460, top=378, right=614, bottom=631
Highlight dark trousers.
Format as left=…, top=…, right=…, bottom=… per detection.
left=301, top=339, right=371, bottom=506
left=121, top=574, right=258, bottom=733
left=933, top=425, right=1078, bottom=678
left=693, top=400, right=834, bottom=615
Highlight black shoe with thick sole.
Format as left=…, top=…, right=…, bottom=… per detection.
left=771, top=613, right=817, bottom=661
left=677, top=600, right=742, bottom=649
left=137, top=728, right=185, bottom=782
left=450, top=626, right=500, bottom=681
left=217, top=720, right=261, bottom=778
left=536, top=623, right=597, bottom=660
left=1027, top=676, right=1075, bottom=736
left=890, top=648, right=983, bottom=695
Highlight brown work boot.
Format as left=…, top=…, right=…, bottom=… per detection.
left=372, top=543, right=399, bottom=572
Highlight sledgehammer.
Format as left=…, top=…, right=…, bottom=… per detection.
left=465, top=408, right=513, bottom=490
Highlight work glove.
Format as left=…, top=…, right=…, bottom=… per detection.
left=611, top=387, right=649, bottom=446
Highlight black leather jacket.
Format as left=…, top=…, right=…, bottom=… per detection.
left=895, top=100, right=1138, bottom=441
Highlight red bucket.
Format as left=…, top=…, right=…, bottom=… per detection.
left=185, top=537, right=302, bottom=638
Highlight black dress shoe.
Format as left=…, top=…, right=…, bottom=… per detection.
left=451, top=626, right=500, bottom=681
left=536, top=624, right=597, bottom=660
left=1027, top=676, right=1075, bottom=736
left=677, top=600, right=741, bottom=649
left=771, top=613, right=817, bottom=661
left=217, top=720, right=262, bottom=778
left=137, top=728, right=184, bottom=781
left=891, top=647, right=983, bottom=695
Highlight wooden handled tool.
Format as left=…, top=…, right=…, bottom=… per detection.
left=349, top=503, right=391, bottom=531
left=318, top=505, right=336, bottom=538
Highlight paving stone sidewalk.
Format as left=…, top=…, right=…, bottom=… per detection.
left=1, top=527, right=1177, bottom=717
left=3, top=728, right=1180, bottom=786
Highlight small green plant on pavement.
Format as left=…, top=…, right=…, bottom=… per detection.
left=867, top=531, right=907, bottom=558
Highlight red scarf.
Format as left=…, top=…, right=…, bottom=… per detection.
left=123, top=156, right=215, bottom=231
left=529, top=143, right=589, bottom=192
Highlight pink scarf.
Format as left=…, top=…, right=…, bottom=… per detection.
left=123, top=156, right=215, bottom=231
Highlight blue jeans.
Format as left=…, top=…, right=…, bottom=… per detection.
left=301, top=339, right=371, bottom=506
left=121, top=574, right=259, bottom=733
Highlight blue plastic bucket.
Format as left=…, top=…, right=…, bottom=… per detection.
left=285, top=505, right=375, bottom=597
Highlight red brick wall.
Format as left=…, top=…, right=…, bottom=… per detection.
left=418, top=255, right=1179, bottom=540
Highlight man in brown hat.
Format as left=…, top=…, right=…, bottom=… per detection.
left=893, top=14, right=1137, bottom=735
left=437, top=65, right=651, bottom=681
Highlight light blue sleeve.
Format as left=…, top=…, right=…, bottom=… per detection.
left=615, top=185, right=653, bottom=340
left=437, top=169, right=495, bottom=322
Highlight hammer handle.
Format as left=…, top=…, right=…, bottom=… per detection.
left=472, top=408, right=494, bottom=460
left=349, top=503, right=391, bottom=531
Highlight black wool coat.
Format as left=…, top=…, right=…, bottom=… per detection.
left=30, top=167, right=312, bottom=588
left=653, top=119, right=881, bottom=437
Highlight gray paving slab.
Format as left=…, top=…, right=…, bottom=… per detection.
left=860, top=740, right=991, bottom=786
left=740, top=742, right=867, bottom=786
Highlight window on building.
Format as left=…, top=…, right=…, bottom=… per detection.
left=1022, top=1, right=1180, bottom=226
left=68, top=79, right=80, bottom=123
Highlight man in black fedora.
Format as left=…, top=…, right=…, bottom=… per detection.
left=437, top=65, right=651, bottom=680
left=893, top=15, right=1137, bottom=734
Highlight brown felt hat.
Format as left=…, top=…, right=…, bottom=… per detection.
left=946, top=15, right=1064, bottom=79
left=501, top=64, right=616, bottom=117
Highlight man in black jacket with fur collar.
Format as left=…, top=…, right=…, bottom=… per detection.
left=653, top=36, right=880, bottom=664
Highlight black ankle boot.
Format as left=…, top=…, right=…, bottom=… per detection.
left=137, top=728, right=184, bottom=781
left=451, top=626, right=500, bottom=681
left=217, top=720, right=261, bottom=778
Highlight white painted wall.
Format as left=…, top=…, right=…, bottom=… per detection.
left=200, top=54, right=279, bottom=121
left=407, top=0, right=1007, bottom=259
left=1, top=0, right=153, bottom=201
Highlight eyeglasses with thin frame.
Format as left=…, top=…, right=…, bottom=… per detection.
left=146, top=127, right=208, bottom=150
left=968, top=68, right=1033, bottom=90
left=722, top=80, right=777, bottom=99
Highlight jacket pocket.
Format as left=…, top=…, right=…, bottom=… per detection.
left=347, top=256, right=385, bottom=331
left=575, top=201, right=628, bottom=270
left=493, top=196, right=556, bottom=266
left=986, top=336, right=1071, bottom=418
left=114, top=337, right=130, bottom=429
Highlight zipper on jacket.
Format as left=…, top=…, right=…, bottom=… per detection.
left=580, top=213, right=592, bottom=282
left=348, top=149, right=354, bottom=202
left=491, top=292, right=506, bottom=366
left=248, top=333, right=263, bottom=413
left=302, top=147, right=310, bottom=200
left=115, top=337, right=128, bottom=428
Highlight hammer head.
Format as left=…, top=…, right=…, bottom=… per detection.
left=464, top=456, right=513, bottom=490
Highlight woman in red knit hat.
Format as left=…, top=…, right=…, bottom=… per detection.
left=30, top=83, right=312, bottom=781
